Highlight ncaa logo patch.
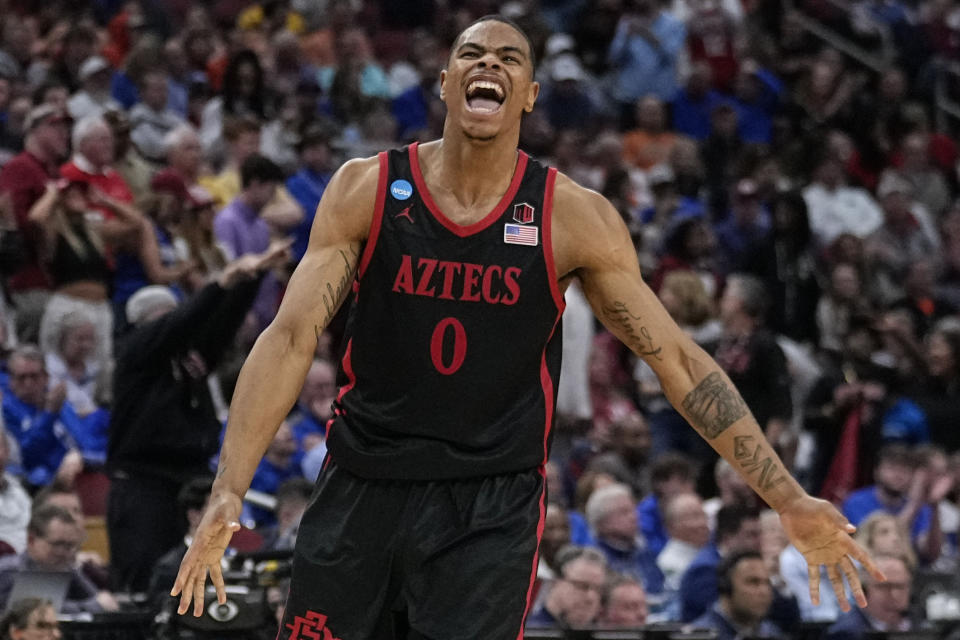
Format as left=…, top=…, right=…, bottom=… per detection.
left=390, top=179, right=414, bottom=201
left=513, top=202, right=535, bottom=224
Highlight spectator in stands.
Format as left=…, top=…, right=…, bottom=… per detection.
left=106, top=246, right=287, bottom=593
left=746, top=190, right=821, bottom=344
left=199, top=116, right=262, bottom=210
left=601, top=576, right=648, bottom=627
left=259, top=477, right=313, bottom=551
left=29, top=177, right=140, bottom=364
left=289, top=358, right=335, bottom=454
left=0, top=105, right=71, bottom=343
left=586, top=483, right=662, bottom=594
left=715, top=274, right=793, bottom=447
left=843, top=444, right=935, bottom=545
left=200, top=50, right=268, bottom=162
left=246, top=421, right=302, bottom=527
left=691, top=550, right=783, bottom=640
left=803, top=153, right=884, bottom=247
left=657, top=493, right=710, bottom=591
left=3, top=346, right=84, bottom=489
left=909, top=327, right=960, bottom=453
left=825, top=554, right=916, bottom=639
left=702, top=459, right=758, bottom=530
left=43, top=311, right=104, bottom=418
left=102, top=109, right=153, bottom=205
left=671, top=61, right=724, bottom=141
left=730, top=58, right=782, bottom=145
left=607, top=0, right=685, bottom=116
left=285, top=125, right=334, bottom=263
left=0, top=434, right=30, bottom=554
left=586, top=411, right=652, bottom=498
left=714, top=179, right=771, bottom=275
left=163, top=124, right=203, bottom=190
left=129, top=69, right=185, bottom=163
left=67, top=56, right=121, bottom=121
left=865, top=171, right=941, bottom=306
left=682, top=0, right=741, bottom=93
left=892, top=259, right=958, bottom=340
left=638, top=453, right=697, bottom=558
left=526, top=546, right=608, bottom=628
left=538, top=54, right=604, bottom=133
left=0, top=597, right=60, bottom=640
left=679, top=505, right=762, bottom=622
left=650, top=217, right=719, bottom=297
left=816, top=263, right=872, bottom=354
left=213, top=154, right=288, bottom=330
left=898, top=132, right=951, bottom=219
left=539, top=503, right=572, bottom=580
left=31, top=484, right=108, bottom=590
left=854, top=512, right=918, bottom=570
left=623, top=96, right=680, bottom=171
left=0, top=505, right=117, bottom=613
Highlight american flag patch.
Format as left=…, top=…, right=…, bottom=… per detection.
left=504, top=223, right=539, bottom=246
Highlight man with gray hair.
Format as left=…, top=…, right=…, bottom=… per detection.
left=585, top=483, right=664, bottom=594
left=525, top=546, right=609, bottom=628
left=164, top=124, right=203, bottom=188
left=130, top=69, right=185, bottom=163
left=106, top=243, right=289, bottom=593
left=716, top=274, right=792, bottom=448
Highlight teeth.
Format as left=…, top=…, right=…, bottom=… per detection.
left=467, top=80, right=505, bottom=99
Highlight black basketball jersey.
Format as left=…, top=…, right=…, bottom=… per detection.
left=325, top=142, right=565, bottom=480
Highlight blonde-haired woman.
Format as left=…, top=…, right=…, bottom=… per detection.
left=854, top=511, right=918, bottom=570
left=29, top=179, right=142, bottom=363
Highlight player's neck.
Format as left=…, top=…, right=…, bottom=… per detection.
left=426, top=129, right=520, bottom=205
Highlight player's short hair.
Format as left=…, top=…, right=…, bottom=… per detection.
left=450, top=14, right=536, bottom=77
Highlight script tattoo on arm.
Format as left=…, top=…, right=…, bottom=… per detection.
left=681, top=372, right=750, bottom=439
left=319, top=244, right=360, bottom=328
left=733, top=435, right=787, bottom=491
left=601, top=301, right=663, bottom=361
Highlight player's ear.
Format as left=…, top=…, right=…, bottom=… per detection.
left=439, top=69, right=447, bottom=101
left=524, top=81, right=540, bottom=113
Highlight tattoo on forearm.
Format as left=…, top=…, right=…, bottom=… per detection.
left=733, top=435, right=787, bottom=491
left=601, top=301, right=663, bottom=361
left=681, top=372, right=749, bottom=438
left=216, top=454, right=227, bottom=480
left=319, top=245, right=360, bottom=327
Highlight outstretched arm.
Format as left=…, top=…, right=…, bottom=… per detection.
left=171, top=156, right=380, bottom=616
left=554, top=177, right=883, bottom=610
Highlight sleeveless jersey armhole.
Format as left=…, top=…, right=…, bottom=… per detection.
left=357, top=151, right=389, bottom=280
left=541, top=167, right=565, bottom=313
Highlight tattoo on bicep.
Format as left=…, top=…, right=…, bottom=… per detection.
left=319, top=244, right=360, bottom=327
left=733, top=435, right=787, bottom=491
left=601, top=301, right=663, bottom=361
left=681, top=372, right=749, bottom=438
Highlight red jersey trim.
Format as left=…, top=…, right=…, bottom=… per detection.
left=407, top=142, right=529, bottom=238
left=335, top=339, right=357, bottom=405
left=539, top=311, right=562, bottom=464
left=541, top=168, right=565, bottom=313
left=516, top=468, right=547, bottom=640
left=357, top=152, right=389, bottom=280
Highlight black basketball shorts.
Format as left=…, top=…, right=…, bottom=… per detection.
left=277, top=459, right=546, bottom=640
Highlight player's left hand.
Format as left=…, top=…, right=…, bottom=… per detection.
left=778, top=495, right=886, bottom=611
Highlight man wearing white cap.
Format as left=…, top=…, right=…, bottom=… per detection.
left=67, top=56, right=121, bottom=121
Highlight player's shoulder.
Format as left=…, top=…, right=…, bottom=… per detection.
left=551, top=170, right=628, bottom=247
left=329, top=154, right=382, bottom=195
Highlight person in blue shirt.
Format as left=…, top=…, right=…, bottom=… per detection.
left=585, top=483, right=663, bottom=596
left=608, top=0, right=686, bottom=118
left=2, top=345, right=84, bottom=488
left=691, top=550, right=783, bottom=640
left=638, top=452, right=698, bottom=558
left=671, top=62, right=728, bottom=141
left=731, top=59, right=783, bottom=145
left=713, top=178, right=772, bottom=274
left=525, top=546, right=608, bottom=628
left=245, top=421, right=304, bottom=527
left=842, top=444, right=933, bottom=543
left=285, top=126, right=334, bottom=263
left=288, top=358, right=336, bottom=452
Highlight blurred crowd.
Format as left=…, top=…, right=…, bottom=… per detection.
left=0, top=0, right=959, bottom=637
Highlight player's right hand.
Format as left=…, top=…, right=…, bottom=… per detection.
left=171, top=492, right=242, bottom=617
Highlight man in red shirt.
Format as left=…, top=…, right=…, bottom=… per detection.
left=0, top=105, right=71, bottom=342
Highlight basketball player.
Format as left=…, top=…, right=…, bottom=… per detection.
left=173, top=16, right=883, bottom=639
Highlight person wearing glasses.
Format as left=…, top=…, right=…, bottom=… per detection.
left=0, top=597, right=61, bottom=640
left=526, top=546, right=609, bottom=628
left=0, top=505, right=117, bottom=613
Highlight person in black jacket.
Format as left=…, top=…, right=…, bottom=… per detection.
left=106, top=243, right=288, bottom=593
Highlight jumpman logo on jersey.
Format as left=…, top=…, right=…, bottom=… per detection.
left=395, top=206, right=414, bottom=223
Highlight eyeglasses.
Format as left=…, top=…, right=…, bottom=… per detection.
left=41, top=538, right=81, bottom=553
left=11, top=371, right=45, bottom=382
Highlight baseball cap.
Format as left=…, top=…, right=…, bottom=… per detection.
left=78, top=56, right=111, bottom=82
left=24, top=104, right=72, bottom=131
left=151, top=169, right=194, bottom=204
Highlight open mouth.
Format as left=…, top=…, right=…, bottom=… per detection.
left=465, top=79, right=505, bottom=114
